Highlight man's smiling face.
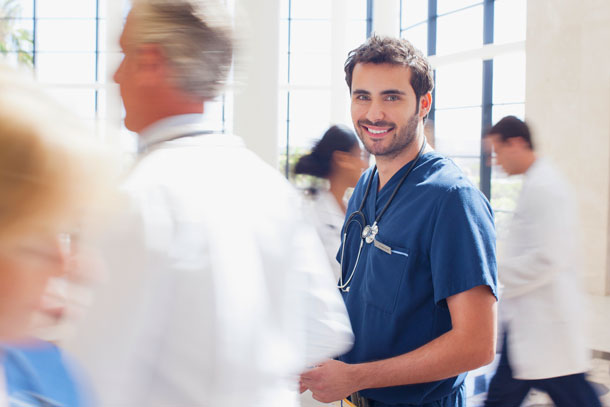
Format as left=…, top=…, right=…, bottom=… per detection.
left=350, top=63, right=421, bottom=159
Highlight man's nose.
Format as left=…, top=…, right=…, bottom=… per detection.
left=113, top=59, right=124, bottom=84
left=365, top=99, right=385, bottom=123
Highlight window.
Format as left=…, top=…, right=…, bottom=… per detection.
left=1, top=0, right=104, bottom=123
left=400, top=0, right=428, bottom=52
left=279, top=0, right=371, bottom=177
left=400, top=0, right=526, bottom=231
left=1, top=0, right=233, bottom=153
left=436, top=4, right=483, bottom=55
left=494, top=0, right=526, bottom=45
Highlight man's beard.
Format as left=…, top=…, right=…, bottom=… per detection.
left=356, top=112, right=419, bottom=160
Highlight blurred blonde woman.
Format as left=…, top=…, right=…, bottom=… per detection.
left=0, top=64, right=111, bottom=407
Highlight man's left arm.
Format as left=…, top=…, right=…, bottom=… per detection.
left=301, top=284, right=497, bottom=403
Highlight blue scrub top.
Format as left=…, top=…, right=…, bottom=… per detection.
left=1, top=340, right=86, bottom=407
left=337, top=152, right=497, bottom=406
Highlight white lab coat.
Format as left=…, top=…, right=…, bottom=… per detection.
left=302, top=189, right=345, bottom=282
left=68, top=116, right=354, bottom=407
left=498, top=157, right=590, bottom=380
left=299, top=190, right=346, bottom=407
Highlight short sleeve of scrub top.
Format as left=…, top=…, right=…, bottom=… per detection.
left=430, top=185, right=498, bottom=305
left=335, top=153, right=498, bottom=405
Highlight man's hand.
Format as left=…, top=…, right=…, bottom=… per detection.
left=301, top=285, right=497, bottom=396
left=300, top=359, right=359, bottom=403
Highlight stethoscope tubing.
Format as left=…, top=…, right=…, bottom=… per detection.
left=338, top=137, right=427, bottom=292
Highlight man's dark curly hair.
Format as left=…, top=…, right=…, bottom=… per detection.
left=344, top=35, right=434, bottom=103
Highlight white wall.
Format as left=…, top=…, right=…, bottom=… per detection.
left=525, top=0, right=610, bottom=294
left=232, top=0, right=281, bottom=168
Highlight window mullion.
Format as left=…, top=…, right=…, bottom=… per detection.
left=480, top=0, right=494, bottom=198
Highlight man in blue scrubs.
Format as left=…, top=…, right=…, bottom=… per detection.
left=300, top=35, right=498, bottom=407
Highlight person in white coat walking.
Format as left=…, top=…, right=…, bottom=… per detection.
left=484, top=116, right=600, bottom=407
left=67, top=1, right=354, bottom=406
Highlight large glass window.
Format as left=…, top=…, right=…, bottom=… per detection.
left=437, top=0, right=482, bottom=14
left=490, top=48, right=525, bottom=228
left=494, top=0, right=526, bottom=45
left=400, top=0, right=526, bottom=232
left=0, top=0, right=104, bottom=124
left=1, top=0, right=232, bottom=149
left=400, top=0, right=427, bottom=52
left=436, top=4, right=483, bottom=55
left=279, top=0, right=370, bottom=177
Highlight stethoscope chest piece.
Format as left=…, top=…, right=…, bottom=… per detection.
left=338, top=137, right=427, bottom=292
left=361, top=222, right=378, bottom=244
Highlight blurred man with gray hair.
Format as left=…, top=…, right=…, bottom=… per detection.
left=68, top=1, right=353, bottom=406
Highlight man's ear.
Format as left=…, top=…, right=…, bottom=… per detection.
left=135, top=43, right=166, bottom=85
left=419, top=92, right=432, bottom=118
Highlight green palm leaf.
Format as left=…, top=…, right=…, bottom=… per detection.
left=0, top=0, right=33, bottom=67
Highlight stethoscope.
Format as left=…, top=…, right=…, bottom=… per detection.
left=337, top=137, right=427, bottom=292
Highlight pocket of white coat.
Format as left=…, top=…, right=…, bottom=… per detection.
left=363, top=238, right=411, bottom=314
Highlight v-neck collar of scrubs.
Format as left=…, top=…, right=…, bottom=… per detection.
left=368, top=152, right=437, bottom=220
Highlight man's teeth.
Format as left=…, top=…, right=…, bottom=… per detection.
left=368, top=128, right=389, bottom=134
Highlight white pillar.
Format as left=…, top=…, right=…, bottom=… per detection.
left=372, top=0, right=400, bottom=38
left=330, top=0, right=351, bottom=126
left=525, top=0, right=610, bottom=294
left=232, top=0, right=280, bottom=168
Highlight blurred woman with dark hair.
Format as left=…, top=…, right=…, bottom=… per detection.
left=294, top=125, right=369, bottom=281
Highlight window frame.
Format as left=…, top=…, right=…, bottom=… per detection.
left=399, top=0, right=526, bottom=201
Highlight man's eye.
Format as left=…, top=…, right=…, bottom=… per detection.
left=355, top=95, right=370, bottom=101
left=385, top=95, right=400, bottom=101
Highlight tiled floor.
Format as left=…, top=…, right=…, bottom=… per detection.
left=467, top=294, right=610, bottom=406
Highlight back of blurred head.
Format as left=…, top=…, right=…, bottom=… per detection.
left=114, top=0, right=234, bottom=133
left=486, top=115, right=536, bottom=176
left=294, top=124, right=364, bottom=179
left=488, top=115, right=534, bottom=150
left=293, top=125, right=368, bottom=214
left=0, top=64, right=112, bottom=340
